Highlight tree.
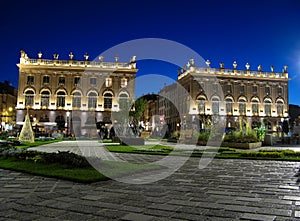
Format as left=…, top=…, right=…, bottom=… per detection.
left=129, top=98, right=147, bottom=136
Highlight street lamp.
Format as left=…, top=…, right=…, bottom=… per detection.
left=66, top=111, right=70, bottom=137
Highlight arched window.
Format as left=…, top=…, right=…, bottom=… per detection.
left=225, top=98, right=233, bottom=114
left=40, top=91, right=50, bottom=108
left=211, top=97, right=219, bottom=114
left=238, top=98, right=246, bottom=115
left=251, top=99, right=259, bottom=115
left=56, top=91, right=66, bottom=108
left=119, top=93, right=129, bottom=110
left=25, top=90, right=34, bottom=107
left=197, top=96, right=206, bottom=114
left=103, top=92, right=113, bottom=109
left=264, top=99, right=272, bottom=116
left=277, top=100, right=284, bottom=116
left=88, top=91, right=97, bottom=109
left=72, top=92, right=81, bottom=109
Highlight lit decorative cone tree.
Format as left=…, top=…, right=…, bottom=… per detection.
left=19, top=110, right=34, bottom=143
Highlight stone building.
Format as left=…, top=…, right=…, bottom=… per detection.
left=16, top=50, right=137, bottom=137
left=159, top=59, right=290, bottom=133
left=0, top=80, right=18, bottom=131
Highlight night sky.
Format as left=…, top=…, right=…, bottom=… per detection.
left=1, top=0, right=300, bottom=104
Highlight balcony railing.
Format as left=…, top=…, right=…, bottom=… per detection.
left=179, top=66, right=288, bottom=79
left=21, top=58, right=133, bottom=69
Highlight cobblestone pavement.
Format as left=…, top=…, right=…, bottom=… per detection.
left=1, top=141, right=300, bottom=220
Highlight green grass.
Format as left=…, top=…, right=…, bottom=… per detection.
left=105, top=144, right=300, bottom=161
left=15, top=139, right=62, bottom=148
left=0, top=157, right=162, bottom=183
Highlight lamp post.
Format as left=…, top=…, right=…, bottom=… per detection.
left=66, top=111, right=70, bottom=137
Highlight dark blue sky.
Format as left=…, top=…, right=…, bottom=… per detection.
left=1, top=0, right=300, bottom=104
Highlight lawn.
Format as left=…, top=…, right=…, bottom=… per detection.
left=0, top=157, right=162, bottom=183
left=105, top=144, right=300, bottom=161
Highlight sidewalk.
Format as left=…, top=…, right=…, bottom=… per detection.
left=0, top=140, right=300, bottom=220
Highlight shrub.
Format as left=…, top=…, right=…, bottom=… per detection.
left=224, top=131, right=259, bottom=143
left=198, top=132, right=209, bottom=142
left=170, top=131, right=180, bottom=139
left=1, top=149, right=90, bottom=168
left=240, top=151, right=283, bottom=158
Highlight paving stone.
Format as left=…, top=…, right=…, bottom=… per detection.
left=121, top=213, right=155, bottom=221
left=240, top=213, right=276, bottom=221
left=295, top=211, right=300, bottom=218
left=283, top=196, right=300, bottom=201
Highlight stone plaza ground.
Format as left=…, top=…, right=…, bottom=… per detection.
left=1, top=141, right=300, bottom=220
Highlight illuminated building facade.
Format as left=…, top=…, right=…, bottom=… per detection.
left=160, top=59, right=290, bottom=132
left=16, top=50, right=137, bottom=137
left=0, top=81, right=17, bottom=131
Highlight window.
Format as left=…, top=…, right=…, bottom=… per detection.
left=105, top=78, right=112, bottom=87
left=56, top=91, right=66, bottom=108
left=225, top=98, right=233, bottom=114
left=119, top=93, right=129, bottom=110
left=121, top=78, right=127, bottom=88
left=238, top=98, right=246, bottom=115
left=277, top=101, right=283, bottom=116
left=277, top=87, right=283, bottom=95
left=240, top=85, right=245, bottom=94
left=200, top=82, right=205, bottom=91
left=264, top=100, right=271, bottom=116
left=252, top=86, right=258, bottom=94
left=43, top=76, right=50, bottom=84
left=58, top=77, right=65, bottom=85
left=74, top=77, right=80, bottom=85
left=27, top=76, right=34, bottom=85
left=252, top=100, right=259, bottom=115
left=40, top=91, right=50, bottom=108
left=211, top=97, right=219, bottom=114
left=197, top=97, right=206, bottom=113
left=213, top=83, right=218, bottom=92
left=88, top=92, right=97, bottom=109
left=25, top=90, right=34, bottom=106
left=90, top=77, right=97, bottom=85
left=225, top=84, right=232, bottom=93
left=104, top=92, right=113, bottom=109
left=72, top=92, right=81, bottom=108
left=265, top=86, right=270, bottom=95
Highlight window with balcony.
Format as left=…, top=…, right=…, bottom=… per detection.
left=264, top=100, right=272, bottom=116
left=88, top=92, right=97, bottom=109
left=119, top=93, right=129, bottom=110
left=197, top=97, right=206, bottom=114
left=277, top=100, right=283, bottom=116
left=103, top=92, right=113, bottom=109
left=40, top=91, right=50, bottom=108
left=251, top=100, right=259, bottom=115
left=25, top=90, right=34, bottom=106
left=225, top=98, right=233, bottom=114
left=56, top=91, right=66, bottom=108
left=211, top=97, right=219, bottom=114
left=72, top=92, right=81, bottom=109
left=238, top=98, right=246, bottom=115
